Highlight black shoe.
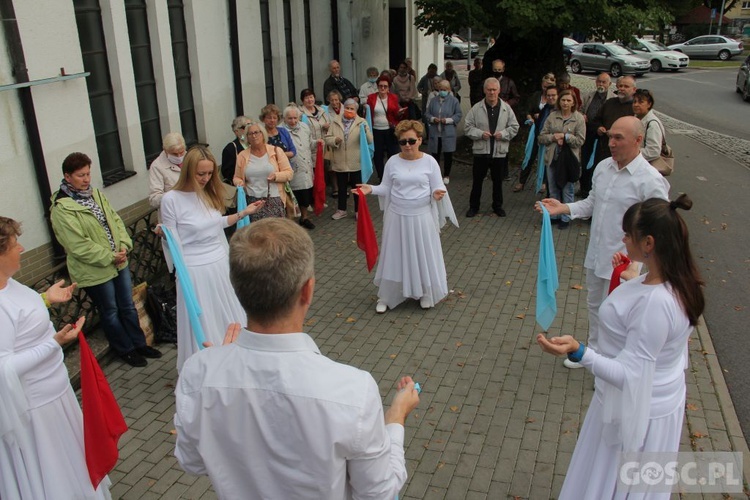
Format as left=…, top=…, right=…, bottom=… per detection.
left=136, top=345, right=163, bottom=359
left=466, top=208, right=478, bottom=218
left=299, top=218, right=316, bottom=230
left=550, top=218, right=561, bottom=225
left=120, top=351, right=147, bottom=367
left=558, top=221, right=570, bottom=230
left=493, top=208, right=507, bottom=217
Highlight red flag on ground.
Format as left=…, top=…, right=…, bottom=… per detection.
left=356, top=188, right=379, bottom=272
left=609, top=254, right=632, bottom=294
left=313, top=141, right=326, bottom=216
left=79, top=332, right=128, bottom=489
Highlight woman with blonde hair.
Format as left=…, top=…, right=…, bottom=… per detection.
left=161, top=146, right=263, bottom=370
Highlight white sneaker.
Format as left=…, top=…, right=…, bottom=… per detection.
left=420, top=296, right=433, bottom=309
left=375, top=301, right=387, bottom=313
left=443, top=177, right=450, bottom=185
left=563, top=359, right=583, bottom=369
left=331, top=210, right=347, bottom=220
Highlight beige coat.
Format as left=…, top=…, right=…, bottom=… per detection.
left=234, top=144, right=294, bottom=207
left=324, top=115, right=373, bottom=173
left=538, top=110, right=586, bottom=166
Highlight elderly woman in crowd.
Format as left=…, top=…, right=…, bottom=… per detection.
left=161, top=146, right=262, bottom=371
left=538, top=89, right=586, bottom=229
left=392, top=60, right=419, bottom=119
left=221, top=116, right=252, bottom=183
left=538, top=194, right=704, bottom=499
left=0, top=217, right=110, bottom=499
left=325, top=99, right=372, bottom=220
left=148, top=132, right=186, bottom=212
left=282, top=104, right=318, bottom=229
left=50, top=152, right=161, bottom=367
left=359, top=66, right=380, bottom=102
left=366, top=75, right=401, bottom=180
left=425, top=79, right=462, bottom=185
left=632, top=89, right=666, bottom=164
left=326, top=90, right=345, bottom=196
left=357, top=120, right=457, bottom=313
left=440, top=61, right=461, bottom=102
left=233, top=121, right=294, bottom=222
left=261, top=104, right=297, bottom=218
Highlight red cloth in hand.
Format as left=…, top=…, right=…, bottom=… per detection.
left=609, top=255, right=632, bottom=294
left=313, top=142, right=326, bottom=216
left=356, top=188, right=379, bottom=272
left=79, top=332, right=128, bottom=489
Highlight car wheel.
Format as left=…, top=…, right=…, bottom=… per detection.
left=743, top=83, right=750, bottom=102
left=451, top=48, right=461, bottom=59
left=718, top=49, right=730, bottom=61
left=610, top=63, right=622, bottom=77
left=650, top=60, right=662, bottom=72
left=570, top=60, right=582, bottom=74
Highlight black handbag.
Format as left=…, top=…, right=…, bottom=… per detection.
left=550, top=143, right=581, bottom=189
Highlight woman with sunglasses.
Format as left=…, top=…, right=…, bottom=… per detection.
left=357, top=120, right=457, bottom=313
left=162, top=146, right=263, bottom=371
left=233, top=121, right=294, bottom=222
left=366, top=75, right=402, bottom=181
left=632, top=89, right=666, bottom=166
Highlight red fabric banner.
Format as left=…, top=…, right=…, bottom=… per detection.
left=356, top=188, right=379, bottom=272
left=609, top=255, right=632, bottom=294
left=79, top=332, right=128, bottom=489
left=313, top=141, right=326, bottom=216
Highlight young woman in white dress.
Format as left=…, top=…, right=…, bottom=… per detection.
left=537, top=194, right=705, bottom=499
left=0, top=216, right=110, bottom=499
left=160, top=146, right=262, bottom=371
left=357, top=120, right=457, bottom=313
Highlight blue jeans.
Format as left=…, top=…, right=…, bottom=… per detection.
left=546, top=164, right=575, bottom=223
left=84, top=266, right=147, bottom=355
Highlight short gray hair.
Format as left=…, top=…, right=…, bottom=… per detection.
left=230, top=218, right=315, bottom=325
left=483, top=77, right=500, bottom=90
left=343, top=98, right=359, bottom=110
left=162, top=132, right=186, bottom=153
left=231, top=115, right=250, bottom=131
left=282, top=104, right=301, bottom=119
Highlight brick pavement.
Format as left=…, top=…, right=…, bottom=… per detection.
left=91, top=154, right=749, bottom=498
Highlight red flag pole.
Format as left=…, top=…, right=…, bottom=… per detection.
left=313, top=141, right=326, bottom=216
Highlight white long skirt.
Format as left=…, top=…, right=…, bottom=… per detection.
left=374, top=196, right=449, bottom=309
left=559, top=389, right=684, bottom=500
left=0, top=387, right=111, bottom=500
left=176, top=257, right=245, bottom=371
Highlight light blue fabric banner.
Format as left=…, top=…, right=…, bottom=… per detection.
left=300, top=113, right=310, bottom=125
left=521, top=123, right=536, bottom=170
left=536, top=203, right=559, bottom=331
left=586, top=139, right=598, bottom=170
left=162, top=226, right=207, bottom=348
left=365, top=104, right=373, bottom=133
left=236, top=186, right=249, bottom=229
left=359, top=122, right=374, bottom=183
left=535, top=144, right=547, bottom=194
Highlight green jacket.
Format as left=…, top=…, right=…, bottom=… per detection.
left=50, top=189, right=133, bottom=287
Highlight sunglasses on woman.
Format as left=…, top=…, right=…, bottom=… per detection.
left=398, top=138, right=418, bottom=146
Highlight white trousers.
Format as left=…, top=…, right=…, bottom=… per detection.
left=586, top=269, right=610, bottom=351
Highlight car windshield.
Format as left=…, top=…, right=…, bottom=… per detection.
left=452, top=35, right=466, bottom=43
left=642, top=40, right=669, bottom=51
left=606, top=44, right=635, bottom=55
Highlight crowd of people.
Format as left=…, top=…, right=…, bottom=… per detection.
left=2, top=51, right=705, bottom=500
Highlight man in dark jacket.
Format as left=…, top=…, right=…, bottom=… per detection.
left=590, top=76, right=636, bottom=166
left=322, top=60, right=358, bottom=104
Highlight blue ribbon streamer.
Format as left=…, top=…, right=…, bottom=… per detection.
left=521, top=123, right=536, bottom=170
left=162, top=226, right=207, bottom=349
left=359, top=122, right=374, bottom=183
left=586, top=139, right=598, bottom=170
left=236, top=186, right=249, bottom=229
left=535, top=144, right=547, bottom=194
left=536, top=203, right=559, bottom=331
left=365, top=104, right=373, bottom=133
left=300, top=113, right=310, bottom=125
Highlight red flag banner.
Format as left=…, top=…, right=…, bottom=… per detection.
left=79, top=332, right=128, bottom=489
left=313, top=141, right=326, bottom=216
left=356, top=188, right=379, bottom=272
left=609, top=255, right=632, bottom=294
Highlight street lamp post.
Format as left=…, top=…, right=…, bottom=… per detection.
left=717, top=0, right=727, bottom=35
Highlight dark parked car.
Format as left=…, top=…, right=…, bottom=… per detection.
left=570, top=43, right=650, bottom=77
left=736, top=55, right=750, bottom=102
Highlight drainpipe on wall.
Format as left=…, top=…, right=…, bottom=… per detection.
left=228, top=0, right=243, bottom=115
left=0, top=0, right=64, bottom=259
left=331, top=0, right=340, bottom=62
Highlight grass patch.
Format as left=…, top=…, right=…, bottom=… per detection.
left=689, top=49, right=749, bottom=69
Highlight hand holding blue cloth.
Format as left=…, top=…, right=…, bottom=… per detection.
left=586, top=139, right=598, bottom=170
left=536, top=203, right=559, bottom=331
left=521, top=123, right=536, bottom=170
left=236, top=186, right=250, bottom=229
left=359, top=122, right=374, bottom=183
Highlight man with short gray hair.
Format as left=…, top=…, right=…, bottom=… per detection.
left=323, top=59, right=358, bottom=104
left=174, top=218, right=420, bottom=499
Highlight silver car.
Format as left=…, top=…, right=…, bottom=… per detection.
left=668, top=35, right=744, bottom=61
left=626, top=38, right=689, bottom=72
left=570, top=43, right=650, bottom=77
left=444, top=35, right=479, bottom=59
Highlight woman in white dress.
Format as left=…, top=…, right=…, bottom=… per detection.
left=357, top=120, right=458, bottom=313
left=160, top=146, right=263, bottom=371
left=537, top=194, right=705, bottom=499
left=0, top=216, right=110, bottom=499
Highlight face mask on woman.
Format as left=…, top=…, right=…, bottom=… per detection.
left=343, top=109, right=356, bottom=120
left=167, top=153, right=185, bottom=166
left=368, top=77, right=377, bottom=83
left=438, top=90, right=449, bottom=98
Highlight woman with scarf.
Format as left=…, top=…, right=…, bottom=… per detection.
left=425, top=79, right=462, bottom=185
left=282, top=104, right=318, bottom=229
left=50, top=153, right=162, bottom=367
left=366, top=75, right=402, bottom=181
left=161, top=146, right=263, bottom=371
left=538, top=195, right=704, bottom=499
left=325, top=99, right=372, bottom=220
left=148, top=132, right=186, bottom=213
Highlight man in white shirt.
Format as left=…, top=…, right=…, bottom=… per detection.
left=174, top=218, right=420, bottom=499
left=538, top=116, right=669, bottom=367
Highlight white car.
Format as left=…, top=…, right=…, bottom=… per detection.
left=626, top=39, right=689, bottom=72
